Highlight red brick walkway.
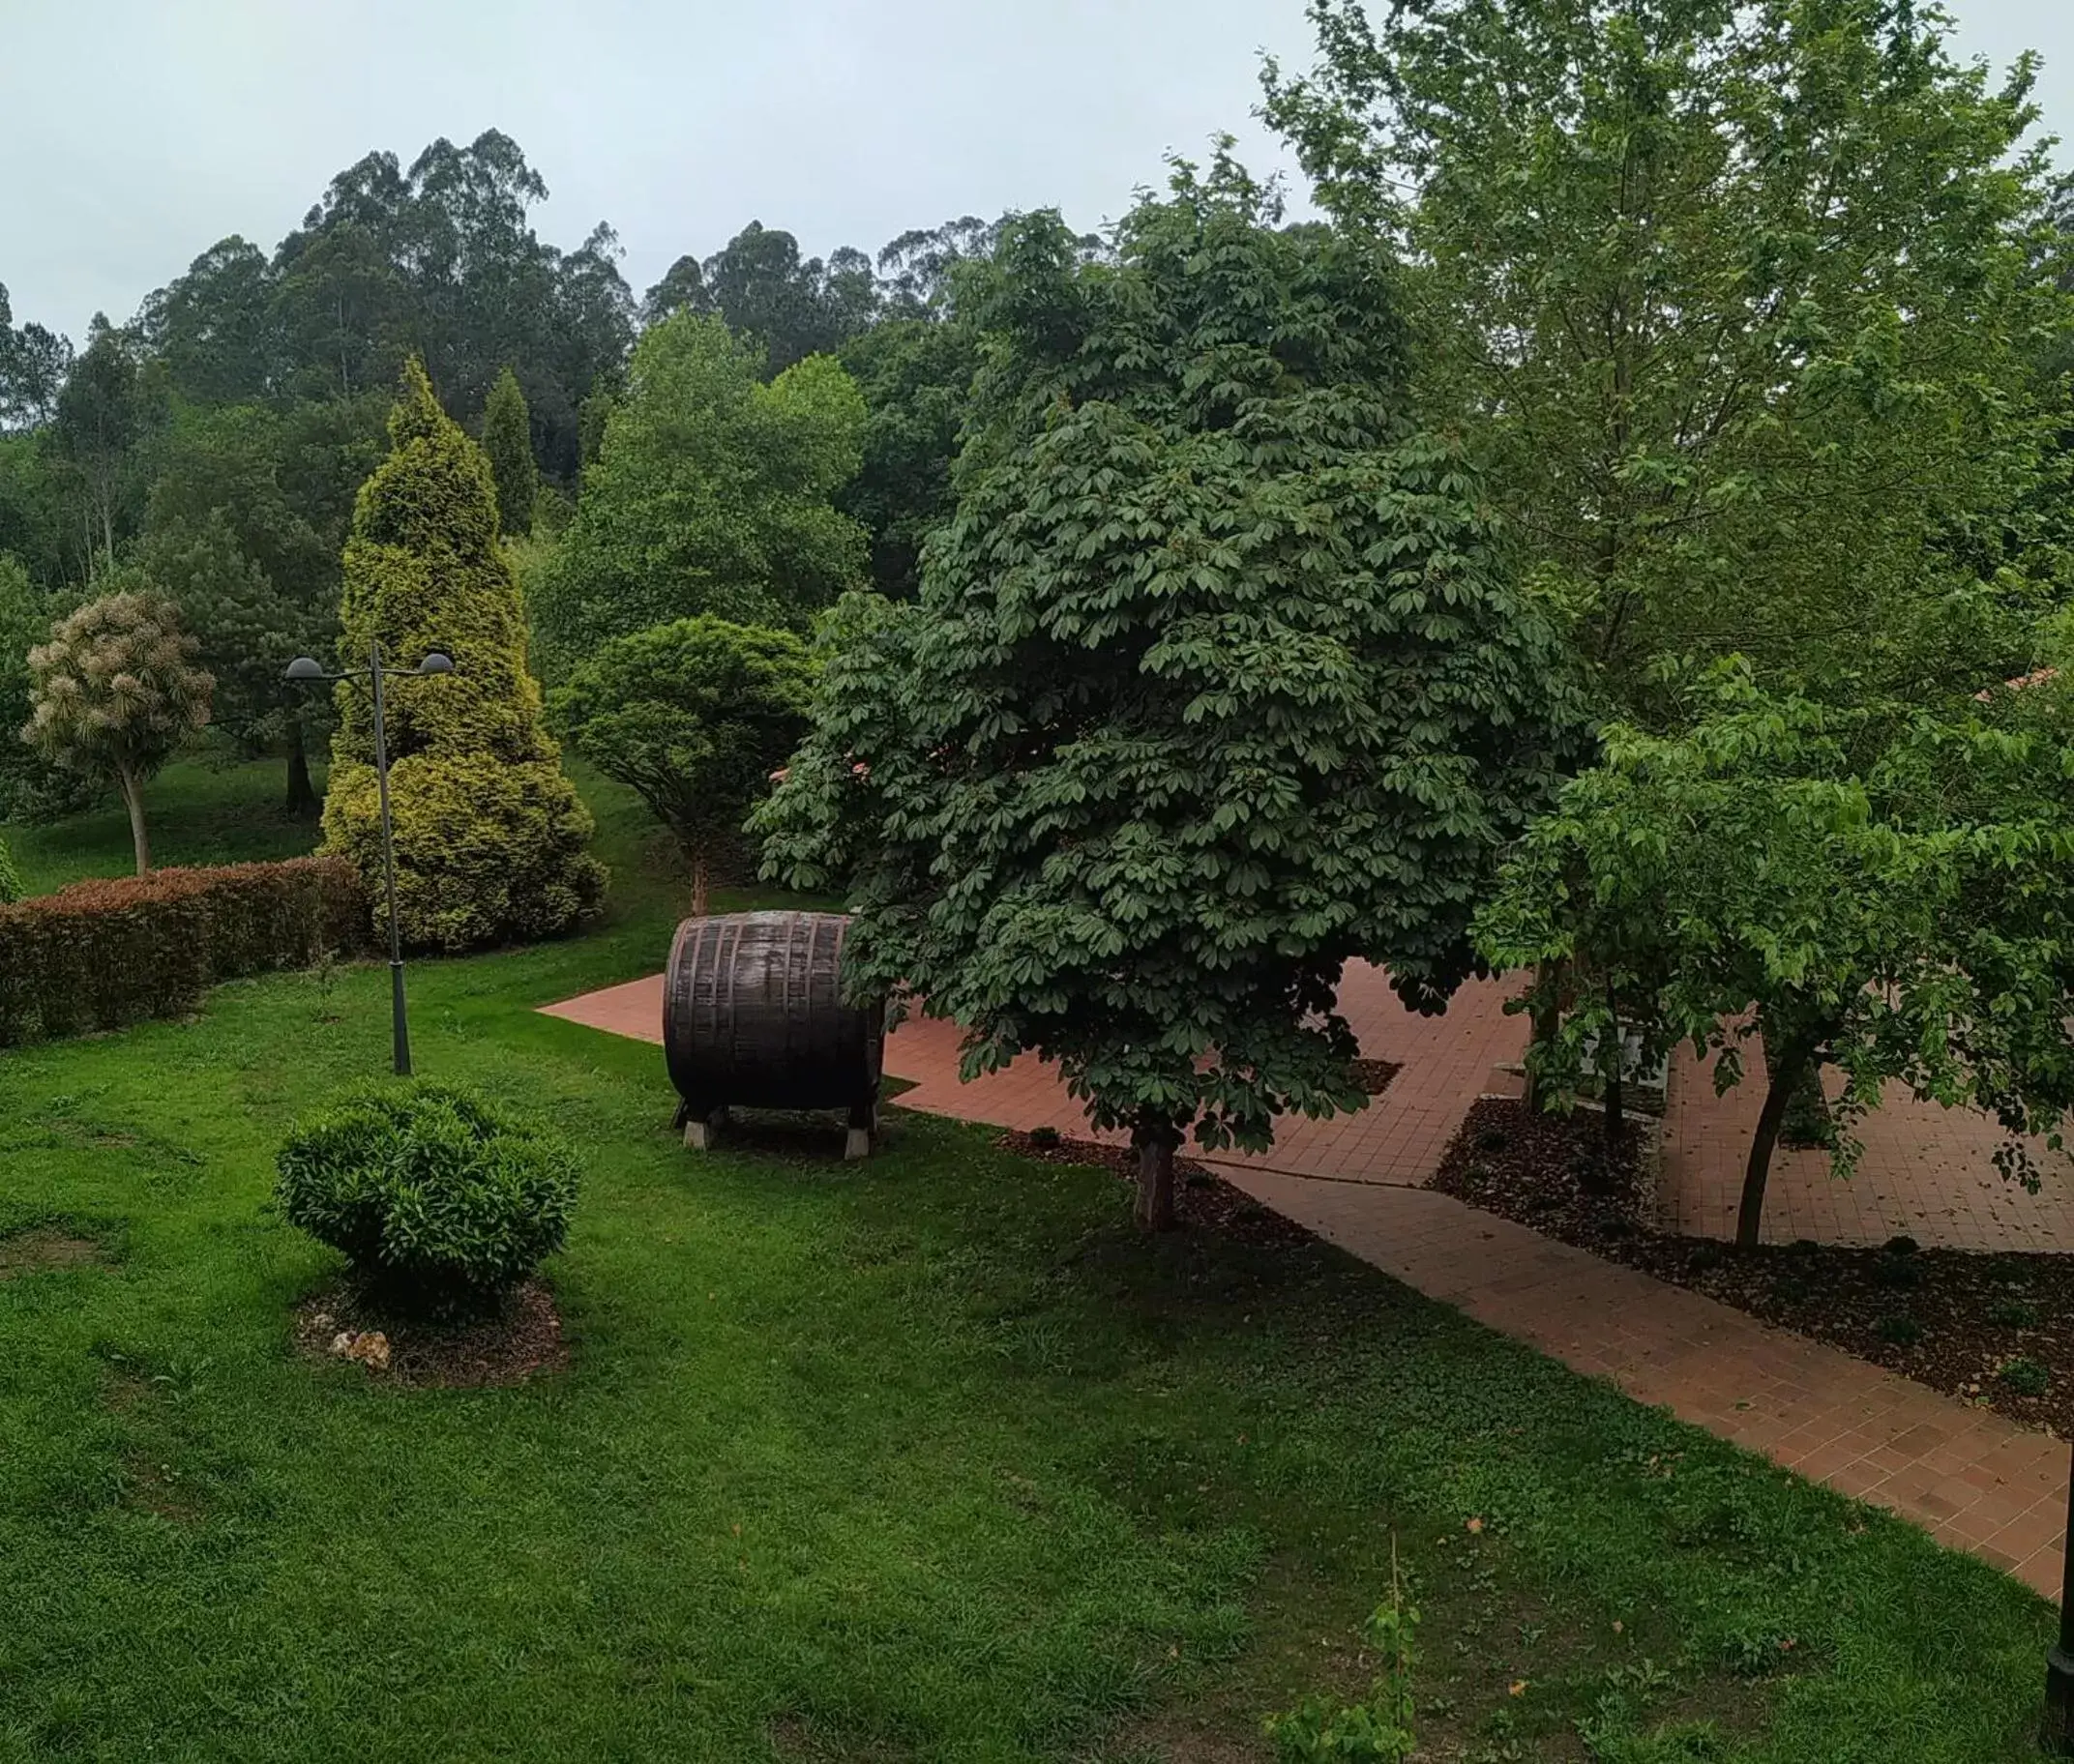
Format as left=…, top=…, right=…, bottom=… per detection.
left=1657, top=1046, right=2074, bottom=1251
left=542, top=963, right=2072, bottom=1597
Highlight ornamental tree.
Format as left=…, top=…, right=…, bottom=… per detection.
left=23, top=583, right=213, bottom=873
left=758, top=161, right=1583, bottom=1229
left=551, top=616, right=815, bottom=915
left=1477, top=663, right=2074, bottom=1247
left=322, top=359, right=605, bottom=951
left=481, top=366, right=537, bottom=538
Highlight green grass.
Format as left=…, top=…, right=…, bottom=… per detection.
left=0, top=761, right=2059, bottom=1761
left=2, top=751, right=327, bottom=896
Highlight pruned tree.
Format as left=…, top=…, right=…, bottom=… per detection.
left=1477, top=662, right=2074, bottom=1247
left=22, top=584, right=214, bottom=873
left=552, top=616, right=815, bottom=914
left=758, top=160, right=1583, bottom=1229
left=322, top=359, right=605, bottom=950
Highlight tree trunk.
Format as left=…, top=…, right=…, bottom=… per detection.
left=1601, top=992, right=1625, bottom=1152
left=1133, top=1117, right=1180, bottom=1232
left=690, top=851, right=710, bottom=918
left=1736, top=1031, right=1820, bottom=1250
left=284, top=716, right=318, bottom=816
left=118, top=765, right=150, bottom=875
left=1525, top=959, right=1563, bottom=1111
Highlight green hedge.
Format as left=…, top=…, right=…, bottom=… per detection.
left=0, top=858, right=367, bottom=1045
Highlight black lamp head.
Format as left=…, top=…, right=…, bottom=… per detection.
left=284, top=656, right=327, bottom=683
left=418, top=652, right=455, bottom=675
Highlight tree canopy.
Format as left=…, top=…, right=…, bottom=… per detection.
left=533, top=312, right=868, bottom=661
left=1264, top=0, right=2073, bottom=713
left=552, top=616, right=816, bottom=914
left=758, top=160, right=1584, bottom=1227
left=1478, top=663, right=2074, bottom=1245
left=23, top=583, right=213, bottom=873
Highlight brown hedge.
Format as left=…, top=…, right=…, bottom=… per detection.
left=0, top=857, right=369, bottom=1046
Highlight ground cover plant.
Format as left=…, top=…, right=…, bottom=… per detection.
left=0, top=761, right=2061, bottom=1762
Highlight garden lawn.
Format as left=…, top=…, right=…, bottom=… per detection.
left=0, top=764, right=2060, bottom=1761
left=1, top=754, right=329, bottom=897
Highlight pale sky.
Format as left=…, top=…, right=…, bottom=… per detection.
left=2, top=0, right=2068, bottom=343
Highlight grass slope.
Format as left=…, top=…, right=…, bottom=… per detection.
left=0, top=762, right=2058, bottom=1761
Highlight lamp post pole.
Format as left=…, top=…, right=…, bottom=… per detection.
left=367, top=638, right=410, bottom=1075
left=285, top=644, right=453, bottom=1080
left=2045, top=1454, right=2074, bottom=1753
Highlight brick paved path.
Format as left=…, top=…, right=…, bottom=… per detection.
left=541, top=962, right=2072, bottom=1596
left=1657, top=1047, right=2074, bottom=1251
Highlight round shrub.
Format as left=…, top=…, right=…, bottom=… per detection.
left=277, top=1081, right=578, bottom=1309
left=0, top=835, right=19, bottom=905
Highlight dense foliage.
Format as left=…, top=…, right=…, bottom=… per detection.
left=533, top=313, right=868, bottom=659
left=1478, top=664, right=2074, bottom=1245
left=0, top=856, right=364, bottom=1045
left=23, top=585, right=214, bottom=874
left=276, top=1080, right=579, bottom=1309
left=481, top=366, right=536, bottom=538
left=0, top=550, right=94, bottom=821
left=551, top=616, right=815, bottom=914
left=760, top=162, right=1584, bottom=1226
left=321, top=361, right=604, bottom=950
left=1264, top=0, right=2073, bottom=714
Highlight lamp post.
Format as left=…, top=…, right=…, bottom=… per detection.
left=2046, top=1460, right=2074, bottom=1753
left=286, top=640, right=453, bottom=1077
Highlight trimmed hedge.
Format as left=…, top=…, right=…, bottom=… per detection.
left=0, top=858, right=367, bottom=1045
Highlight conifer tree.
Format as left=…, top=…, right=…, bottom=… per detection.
left=481, top=366, right=537, bottom=539
left=322, top=359, right=605, bottom=950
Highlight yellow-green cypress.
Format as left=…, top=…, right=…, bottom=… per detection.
left=322, top=359, right=606, bottom=950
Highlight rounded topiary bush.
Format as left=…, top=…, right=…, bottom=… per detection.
left=277, top=1081, right=578, bottom=1309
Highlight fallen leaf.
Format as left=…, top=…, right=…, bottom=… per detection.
left=1466, top=1516, right=1485, bottom=1535
left=1509, top=1680, right=1528, bottom=1697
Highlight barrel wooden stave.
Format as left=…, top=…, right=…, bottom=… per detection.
left=663, top=911, right=883, bottom=1117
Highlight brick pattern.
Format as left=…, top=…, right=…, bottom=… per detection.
left=540, top=962, right=2074, bottom=1596
left=1657, top=1045, right=2074, bottom=1251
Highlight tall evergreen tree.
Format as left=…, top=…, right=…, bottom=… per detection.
left=481, top=366, right=537, bottom=538
left=322, top=360, right=605, bottom=951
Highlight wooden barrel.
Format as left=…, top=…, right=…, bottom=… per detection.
left=663, top=912, right=884, bottom=1121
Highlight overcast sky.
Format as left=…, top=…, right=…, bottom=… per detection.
left=3, top=0, right=2070, bottom=343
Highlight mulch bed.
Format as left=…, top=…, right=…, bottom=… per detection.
left=997, top=1130, right=1318, bottom=1249
left=293, top=1279, right=569, bottom=1389
left=1433, top=1096, right=2074, bottom=1437
left=1351, top=1058, right=1403, bottom=1097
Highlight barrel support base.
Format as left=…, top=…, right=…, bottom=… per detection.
left=684, top=1106, right=727, bottom=1151
left=844, top=1100, right=875, bottom=1161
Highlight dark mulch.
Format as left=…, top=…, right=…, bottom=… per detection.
left=1433, top=1096, right=2074, bottom=1437
left=997, top=1131, right=1318, bottom=1250
left=1351, top=1058, right=1403, bottom=1097
left=293, top=1279, right=570, bottom=1389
